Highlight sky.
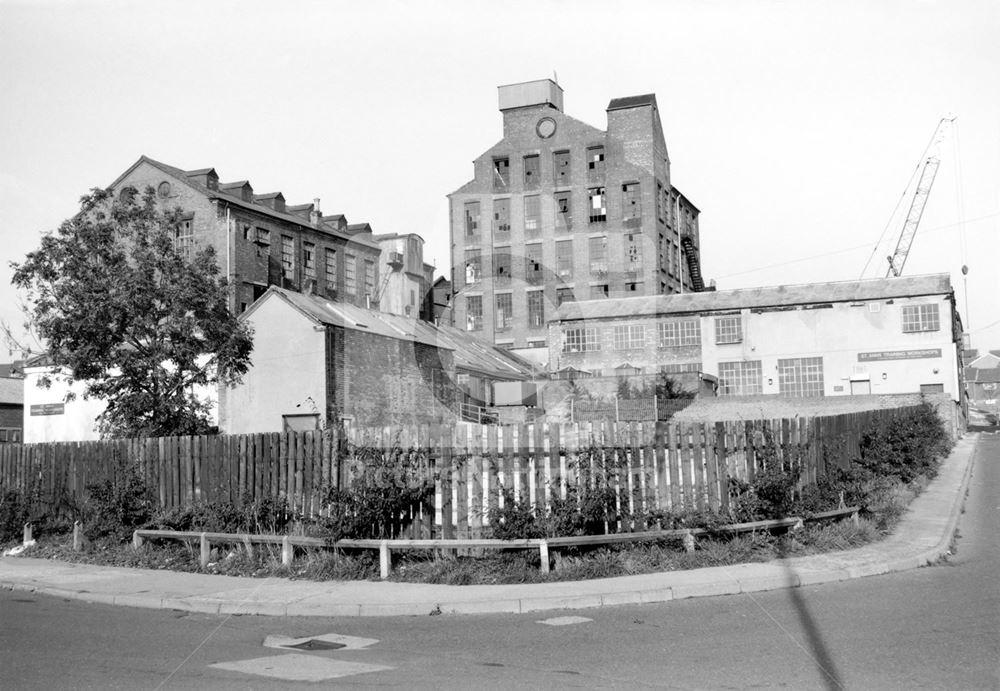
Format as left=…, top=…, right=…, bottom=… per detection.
left=1, top=0, right=998, bottom=356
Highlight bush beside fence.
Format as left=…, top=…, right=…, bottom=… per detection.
left=0, top=406, right=926, bottom=542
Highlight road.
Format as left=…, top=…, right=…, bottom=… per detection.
left=2, top=434, right=998, bottom=690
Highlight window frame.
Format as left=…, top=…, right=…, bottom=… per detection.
left=901, top=304, right=940, bottom=333
left=715, top=315, right=743, bottom=345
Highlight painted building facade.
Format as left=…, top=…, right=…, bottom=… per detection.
left=448, top=79, right=704, bottom=356
left=549, top=274, right=963, bottom=402
left=372, top=233, right=436, bottom=320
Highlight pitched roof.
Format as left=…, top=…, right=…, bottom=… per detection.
left=965, top=367, right=1000, bottom=384
left=968, top=353, right=1000, bottom=369
left=607, top=94, right=657, bottom=111
left=109, top=156, right=378, bottom=249
left=554, top=273, right=953, bottom=322
left=248, top=288, right=535, bottom=380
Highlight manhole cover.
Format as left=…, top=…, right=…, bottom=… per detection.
left=285, top=639, right=347, bottom=651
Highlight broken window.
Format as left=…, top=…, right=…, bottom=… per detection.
left=553, top=150, right=571, bottom=185
left=465, top=202, right=481, bottom=236
left=495, top=293, right=513, bottom=331
left=466, top=295, right=483, bottom=331
left=280, top=235, right=294, bottom=279
left=588, top=187, right=606, bottom=223
left=465, top=248, right=482, bottom=284
left=174, top=215, right=195, bottom=258
left=589, top=236, right=607, bottom=276
left=715, top=316, right=743, bottom=344
left=492, top=157, right=510, bottom=191
left=493, top=199, right=510, bottom=234
left=590, top=284, right=609, bottom=299
left=587, top=146, right=605, bottom=176
left=493, top=248, right=511, bottom=284
left=525, top=243, right=543, bottom=283
left=626, top=234, right=642, bottom=272
left=303, top=242, right=316, bottom=280
left=324, top=248, right=337, bottom=290
left=527, top=290, right=545, bottom=328
left=524, top=195, right=541, bottom=235
left=622, top=182, right=641, bottom=223
left=556, top=240, right=573, bottom=280
left=555, top=192, right=572, bottom=231
left=523, top=155, right=540, bottom=189
left=556, top=287, right=575, bottom=306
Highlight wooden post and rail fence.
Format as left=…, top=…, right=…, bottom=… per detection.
left=0, top=406, right=910, bottom=538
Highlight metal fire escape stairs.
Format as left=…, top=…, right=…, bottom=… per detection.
left=680, top=233, right=705, bottom=291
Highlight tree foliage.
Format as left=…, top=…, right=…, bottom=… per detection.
left=11, top=186, right=253, bottom=438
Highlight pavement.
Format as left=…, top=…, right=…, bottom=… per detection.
left=0, top=434, right=979, bottom=617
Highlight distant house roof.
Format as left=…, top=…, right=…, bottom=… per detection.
left=108, top=156, right=378, bottom=249
left=0, top=377, right=23, bottom=406
left=965, top=367, right=1000, bottom=384
left=607, top=94, right=657, bottom=111
left=247, top=288, right=535, bottom=381
left=554, top=274, right=953, bottom=322
left=968, top=353, right=1000, bottom=369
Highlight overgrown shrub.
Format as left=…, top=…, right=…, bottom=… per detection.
left=318, top=443, right=434, bottom=540
left=856, top=401, right=952, bottom=482
left=82, top=459, right=156, bottom=542
left=153, top=495, right=292, bottom=534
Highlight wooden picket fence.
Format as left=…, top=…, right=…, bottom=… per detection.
left=0, top=406, right=917, bottom=538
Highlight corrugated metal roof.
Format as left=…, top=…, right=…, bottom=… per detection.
left=607, top=94, right=657, bottom=111
left=554, top=274, right=953, bottom=322
left=257, top=288, right=535, bottom=380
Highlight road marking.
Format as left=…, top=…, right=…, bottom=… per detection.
left=263, top=633, right=379, bottom=651
left=537, top=616, right=593, bottom=626
left=210, top=653, right=392, bottom=681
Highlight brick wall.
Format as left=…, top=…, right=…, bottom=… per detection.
left=329, top=326, right=457, bottom=426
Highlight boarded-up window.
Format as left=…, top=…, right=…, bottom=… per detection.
left=587, top=146, right=605, bottom=176
left=493, top=248, right=511, bottom=283
left=303, top=242, right=316, bottom=279
left=626, top=234, right=642, bottom=272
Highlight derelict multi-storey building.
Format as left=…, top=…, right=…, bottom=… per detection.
left=448, top=79, right=705, bottom=359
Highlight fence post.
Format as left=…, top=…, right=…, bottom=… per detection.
left=73, top=522, right=83, bottom=551
left=281, top=535, right=292, bottom=566
left=132, top=529, right=143, bottom=550
left=683, top=529, right=696, bottom=552
left=615, top=398, right=620, bottom=422
left=199, top=533, right=210, bottom=567
left=538, top=540, right=550, bottom=574
left=379, top=540, right=391, bottom=579
left=22, top=523, right=32, bottom=545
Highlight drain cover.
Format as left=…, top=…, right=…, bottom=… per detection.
left=285, top=639, right=347, bottom=651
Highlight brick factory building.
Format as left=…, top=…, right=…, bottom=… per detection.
left=108, top=156, right=384, bottom=315
left=448, top=79, right=705, bottom=361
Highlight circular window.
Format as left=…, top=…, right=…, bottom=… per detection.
left=536, top=117, right=557, bottom=139
left=157, top=181, right=172, bottom=198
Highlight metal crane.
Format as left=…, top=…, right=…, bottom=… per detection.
left=885, top=116, right=955, bottom=277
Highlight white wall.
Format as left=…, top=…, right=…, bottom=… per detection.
left=700, top=294, right=959, bottom=400
left=22, top=367, right=105, bottom=442
left=220, top=296, right=326, bottom=434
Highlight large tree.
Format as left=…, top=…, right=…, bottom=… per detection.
left=11, top=186, right=253, bottom=438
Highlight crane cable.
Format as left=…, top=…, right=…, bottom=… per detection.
left=858, top=121, right=944, bottom=280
